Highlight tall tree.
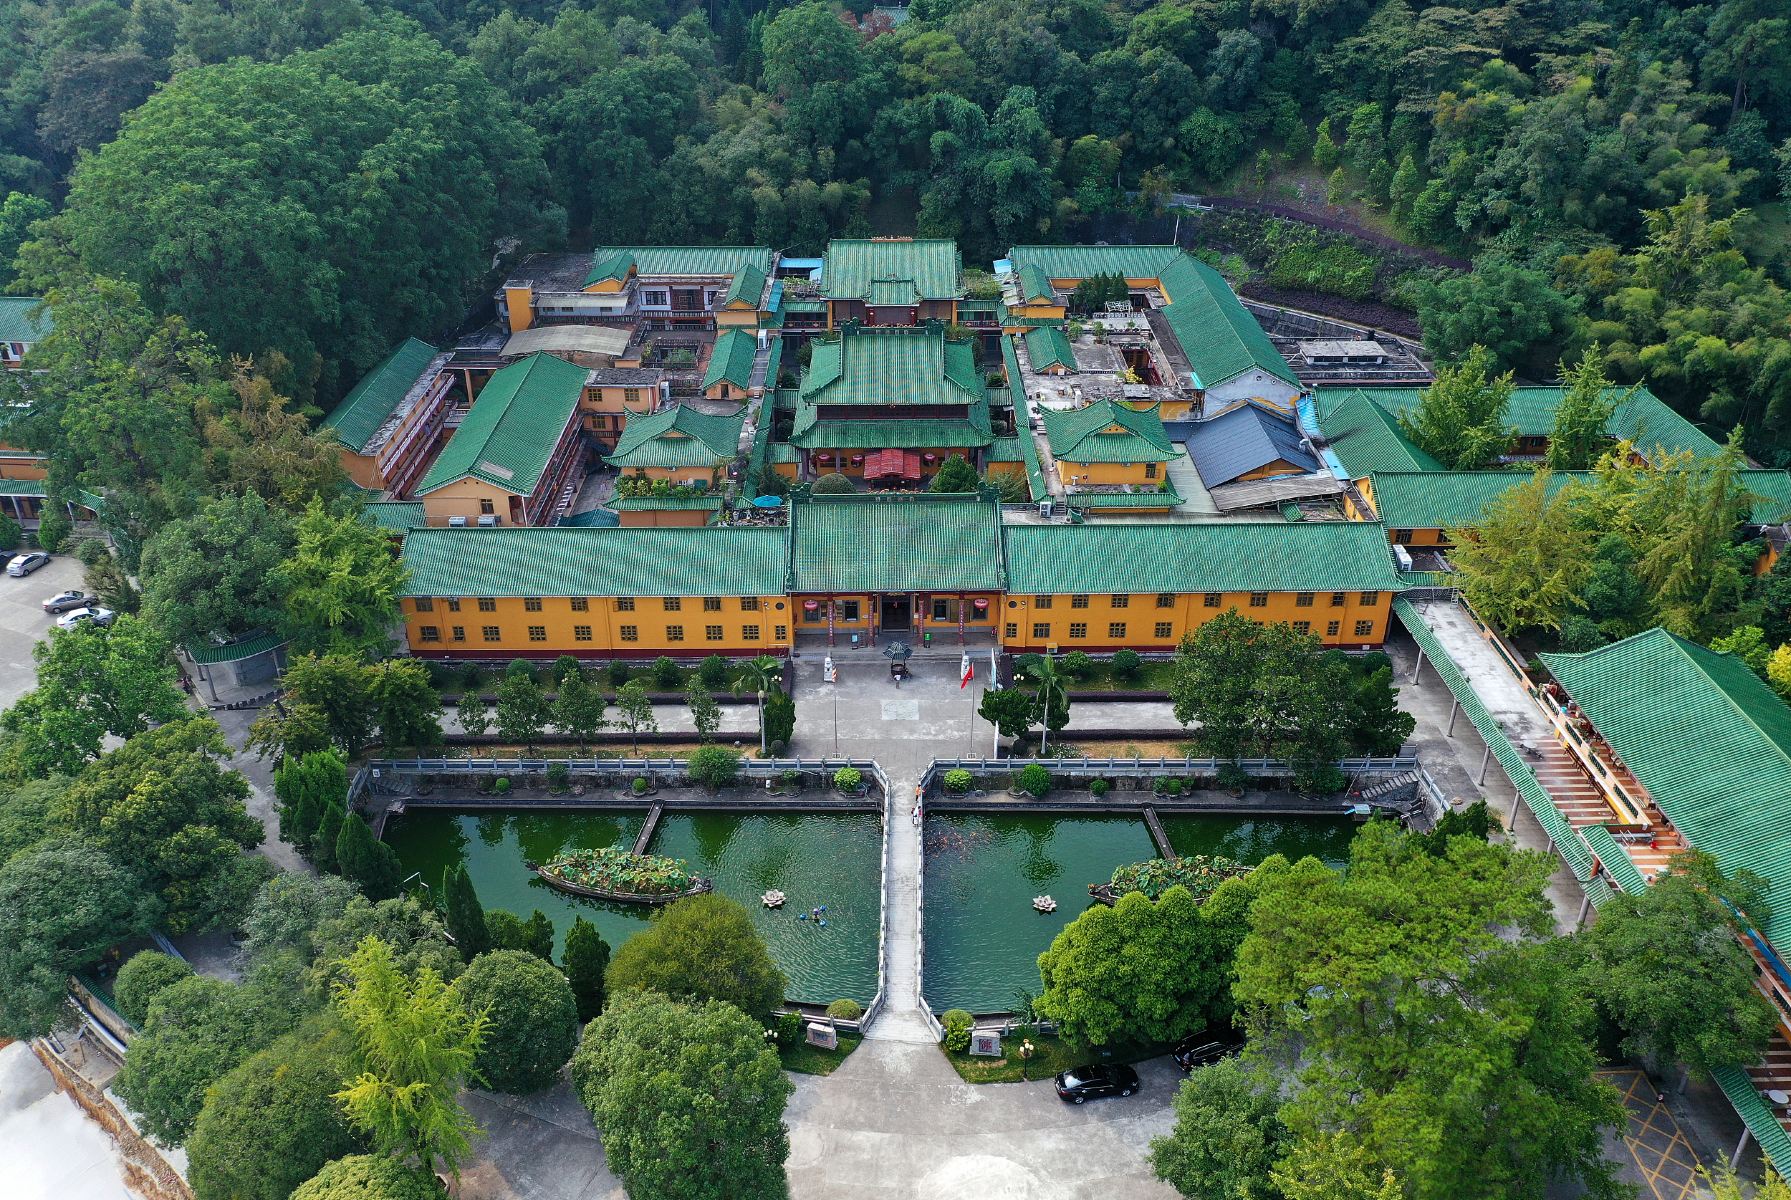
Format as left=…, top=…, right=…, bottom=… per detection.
left=442, top=864, right=490, bottom=963
left=494, top=668, right=550, bottom=751
left=612, top=679, right=658, bottom=756
left=562, top=916, right=610, bottom=1024
left=331, top=936, right=489, bottom=1180
left=1397, top=345, right=1517, bottom=470
left=570, top=990, right=793, bottom=1200
left=370, top=659, right=442, bottom=753
left=552, top=669, right=606, bottom=750
left=1150, top=1059, right=1287, bottom=1200
left=1547, top=344, right=1627, bottom=471
left=686, top=676, right=722, bottom=743
left=453, top=949, right=579, bottom=1094
left=606, top=892, right=786, bottom=1021
left=275, top=499, right=407, bottom=658
left=275, top=653, right=378, bottom=756
left=1450, top=470, right=1595, bottom=633
left=274, top=749, right=349, bottom=856
left=138, top=492, right=295, bottom=648
left=335, top=814, right=402, bottom=902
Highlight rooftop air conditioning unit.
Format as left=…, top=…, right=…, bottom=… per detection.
left=476, top=514, right=499, bottom=527
left=1038, top=501, right=1053, bottom=520
left=447, top=515, right=467, bottom=527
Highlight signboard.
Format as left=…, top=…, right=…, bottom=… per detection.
left=805, top=1022, right=838, bottom=1050
left=970, top=1031, right=1003, bottom=1057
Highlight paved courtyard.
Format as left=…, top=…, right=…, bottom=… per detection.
left=0, top=553, right=84, bottom=712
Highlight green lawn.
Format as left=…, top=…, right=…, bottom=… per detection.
left=943, top=1033, right=1178, bottom=1084
left=780, top=1033, right=862, bottom=1076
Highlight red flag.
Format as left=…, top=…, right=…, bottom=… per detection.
left=960, top=653, right=973, bottom=688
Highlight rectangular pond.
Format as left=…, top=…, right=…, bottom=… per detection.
left=921, top=810, right=1361, bottom=1015
left=383, top=808, right=882, bottom=1007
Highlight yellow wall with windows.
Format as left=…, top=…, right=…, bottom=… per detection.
left=421, top=479, right=521, bottom=527
left=790, top=592, right=1000, bottom=638
left=619, top=465, right=720, bottom=486
left=715, top=307, right=760, bottom=329
left=1000, top=589, right=1390, bottom=652
left=402, top=593, right=791, bottom=657
left=1055, top=458, right=1163, bottom=488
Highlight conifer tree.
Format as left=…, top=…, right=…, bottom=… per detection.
left=337, top=813, right=401, bottom=900
left=563, top=916, right=609, bottom=1023
left=443, top=864, right=489, bottom=962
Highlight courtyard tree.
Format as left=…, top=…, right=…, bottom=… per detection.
left=1396, top=345, right=1516, bottom=470
left=274, top=748, right=348, bottom=856
left=562, top=916, right=610, bottom=1023
left=979, top=685, right=1037, bottom=746
left=370, top=659, right=442, bottom=752
left=185, top=1017, right=362, bottom=1200
left=139, top=492, right=296, bottom=648
left=273, top=653, right=378, bottom=756
left=113, top=951, right=195, bottom=1028
left=275, top=498, right=407, bottom=657
left=612, top=678, right=658, bottom=756
left=686, top=676, right=722, bottom=742
left=732, top=655, right=782, bottom=752
left=290, top=1155, right=443, bottom=1200
left=442, top=864, right=490, bottom=962
left=494, top=666, right=549, bottom=751
left=1, top=614, right=188, bottom=777
left=1547, top=345, right=1627, bottom=471
left=570, top=990, right=792, bottom=1200
left=0, top=838, right=157, bottom=1038
left=1013, top=653, right=1071, bottom=752
left=335, top=813, right=402, bottom=901
left=552, top=668, right=606, bottom=749
left=1450, top=470, right=1594, bottom=633
left=1234, top=822, right=1625, bottom=1200
left=453, top=949, right=579, bottom=1094
left=331, top=935, right=489, bottom=1179
left=929, top=454, right=980, bottom=493
left=1575, top=853, right=1776, bottom=1083
left=1150, top=1058, right=1287, bottom=1200
left=607, top=892, right=786, bottom=1021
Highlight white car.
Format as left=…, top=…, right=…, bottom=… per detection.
left=7, top=551, right=49, bottom=577
left=55, top=606, right=115, bottom=630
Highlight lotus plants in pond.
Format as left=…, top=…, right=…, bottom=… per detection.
left=541, top=846, right=700, bottom=897
left=1103, top=854, right=1250, bottom=902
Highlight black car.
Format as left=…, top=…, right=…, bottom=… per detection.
left=1172, top=1029, right=1245, bottom=1071
left=1054, top=1063, right=1140, bottom=1103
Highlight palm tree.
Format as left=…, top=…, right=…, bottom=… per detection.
left=1026, top=652, right=1068, bottom=755
left=731, top=655, right=783, bottom=754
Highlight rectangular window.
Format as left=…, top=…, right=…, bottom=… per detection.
left=1155, top=621, right=1173, bottom=638
left=666, top=625, right=684, bottom=642
left=1326, top=620, right=1340, bottom=636
left=706, top=625, right=724, bottom=641
left=419, top=625, right=440, bottom=642
left=620, top=625, right=639, bottom=642
left=415, top=597, right=434, bottom=613
left=482, top=626, right=501, bottom=642
left=1069, top=622, right=1087, bottom=639
left=1070, top=594, right=1089, bottom=609
left=617, top=597, right=635, bottom=612
left=774, top=625, right=787, bottom=641
left=1295, top=592, right=1314, bottom=608
left=1034, top=596, right=1053, bottom=610
left=524, top=597, right=543, bottom=612
left=1004, top=623, right=1018, bottom=639
left=1032, top=622, right=1051, bottom=639
left=742, top=624, right=760, bottom=640
left=1249, top=592, right=1268, bottom=608
left=840, top=600, right=861, bottom=622
left=479, top=498, right=495, bottom=515
left=704, top=597, right=722, bottom=612
left=1156, top=594, right=1175, bottom=608
left=1355, top=620, right=1375, bottom=637
left=1359, top=592, right=1381, bottom=606
left=478, top=597, right=496, bottom=612
left=1204, top=593, right=1222, bottom=608
left=1293, top=620, right=1311, bottom=634
left=663, top=597, right=681, bottom=612
left=1330, top=593, right=1346, bottom=607
left=1394, top=528, right=1413, bottom=544
left=574, top=625, right=592, bottom=642
left=1108, top=621, right=1127, bottom=639
left=528, top=626, right=547, bottom=642
left=1144, top=462, right=1158, bottom=479
left=1111, top=595, right=1129, bottom=608
left=451, top=626, right=465, bottom=642
left=740, top=597, right=759, bottom=612
left=932, top=599, right=949, bottom=621
left=446, top=598, right=461, bottom=612
left=570, top=597, right=589, bottom=612
left=624, top=388, right=643, bottom=405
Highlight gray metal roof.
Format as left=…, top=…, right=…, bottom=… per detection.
left=1185, top=401, right=1317, bottom=488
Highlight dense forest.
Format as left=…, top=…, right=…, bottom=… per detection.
left=1, top=0, right=1789, bottom=453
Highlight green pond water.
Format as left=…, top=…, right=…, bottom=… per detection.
left=383, top=810, right=882, bottom=1006
left=921, top=811, right=1361, bottom=1014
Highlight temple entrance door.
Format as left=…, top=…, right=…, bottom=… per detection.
left=880, top=595, right=912, bottom=632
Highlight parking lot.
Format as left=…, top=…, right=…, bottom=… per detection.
left=0, top=553, right=86, bottom=711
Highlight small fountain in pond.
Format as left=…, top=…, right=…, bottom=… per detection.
left=762, top=889, right=786, bottom=908
left=1032, top=895, right=1057, bottom=913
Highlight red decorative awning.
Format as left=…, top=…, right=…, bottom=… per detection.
left=864, top=449, right=923, bottom=480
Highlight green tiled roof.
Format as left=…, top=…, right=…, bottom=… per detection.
left=0, top=296, right=51, bottom=345
left=868, top=278, right=920, bottom=306
left=701, top=329, right=757, bottom=392
left=1002, top=337, right=1049, bottom=502
left=1314, top=389, right=1443, bottom=477
left=417, top=353, right=585, bottom=496
left=789, top=493, right=1004, bottom=593
left=185, top=631, right=285, bottom=665
left=723, top=263, right=767, bottom=308
left=1368, top=470, right=1590, bottom=531
left=1742, top=470, right=1791, bottom=524
left=823, top=239, right=963, bottom=301
left=324, top=338, right=442, bottom=453
left=607, top=405, right=743, bottom=469
left=789, top=418, right=994, bottom=450
left=1023, top=326, right=1076, bottom=372
left=363, top=501, right=425, bottom=532
left=585, top=246, right=771, bottom=288
left=1542, top=628, right=1791, bottom=948
left=1714, top=1067, right=1791, bottom=1176
left=402, top=526, right=788, bottom=597
left=1008, top=245, right=1184, bottom=282
left=1155, top=254, right=1300, bottom=388
left=1016, top=263, right=1054, bottom=304
left=608, top=494, right=722, bottom=511
left=1041, top=400, right=1180, bottom=463
left=1340, top=385, right=1724, bottom=460
left=1003, top=520, right=1404, bottom=595
left=1578, top=825, right=1649, bottom=895
left=792, top=324, right=991, bottom=448
left=1067, top=488, right=1182, bottom=508
left=0, top=477, right=46, bottom=496
left=985, top=437, right=1026, bottom=463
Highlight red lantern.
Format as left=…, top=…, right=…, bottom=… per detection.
left=851, top=454, right=864, bottom=465
left=923, top=452, right=938, bottom=463
left=803, top=599, right=819, bottom=611
left=973, top=597, right=989, bottom=610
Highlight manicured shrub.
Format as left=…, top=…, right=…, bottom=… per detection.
left=113, top=950, right=194, bottom=1028
left=774, top=1010, right=804, bottom=1046
left=455, top=950, right=579, bottom=1093
left=698, top=655, right=731, bottom=688
left=1089, top=779, right=1110, bottom=798
left=505, top=658, right=536, bottom=683
left=942, top=768, right=973, bottom=794
left=493, top=776, right=511, bottom=795
left=1111, top=649, right=1142, bottom=682
left=290, top=1155, right=441, bottom=1200
left=0, top=512, right=20, bottom=551
left=779, top=769, right=802, bottom=790
left=35, top=507, right=70, bottom=553
left=652, top=656, right=682, bottom=689
left=941, top=1009, right=974, bottom=1053
left=1062, top=651, right=1095, bottom=680
left=833, top=766, right=862, bottom=792
left=1216, top=763, right=1251, bottom=791
left=551, top=656, right=581, bottom=685
left=1163, top=778, right=1184, bottom=796
left=1016, top=764, right=1051, bottom=797
left=607, top=660, right=632, bottom=687
left=688, top=745, right=741, bottom=789
left=458, top=663, right=485, bottom=694
left=825, top=998, right=863, bottom=1021
left=546, top=762, right=570, bottom=792
left=632, top=776, right=650, bottom=795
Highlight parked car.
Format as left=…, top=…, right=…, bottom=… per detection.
left=1054, top=1063, right=1140, bottom=1103
left=55, top=606, right=115, bottom=630
left=1172, top=1029, right=1245, bottom=1072
left=43, top=590, right=94, bottom=614
left=7, top=551, right=50, bottom=577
